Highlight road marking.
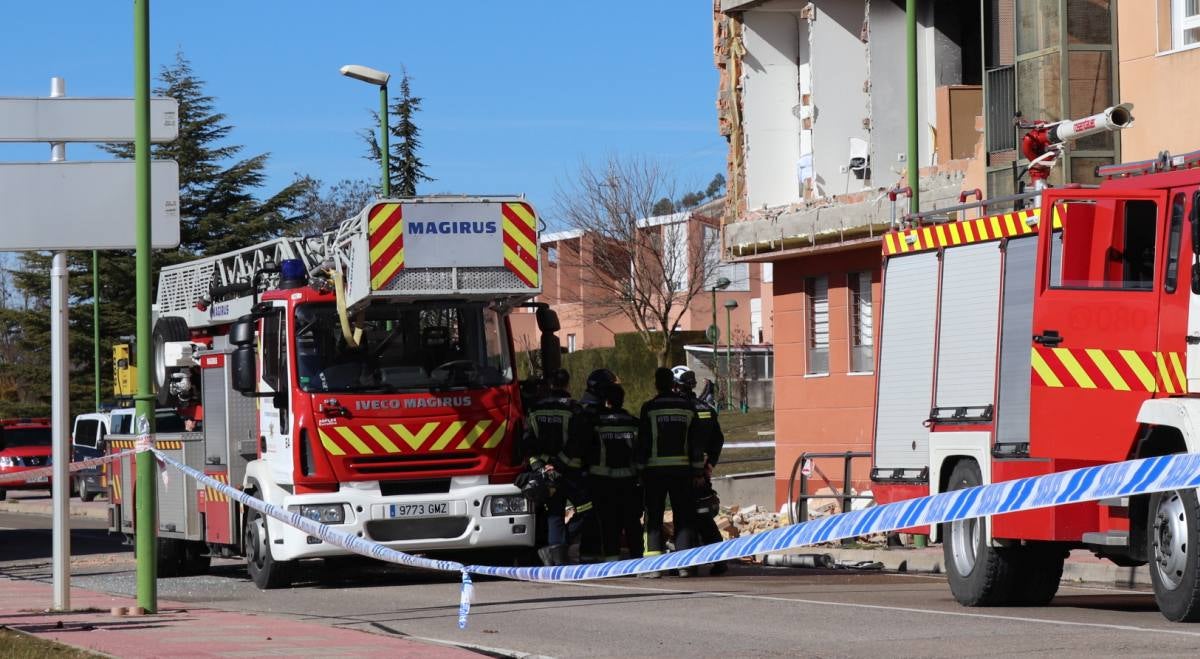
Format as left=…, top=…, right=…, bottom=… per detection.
left=562, top=580, right=1200, bottom=638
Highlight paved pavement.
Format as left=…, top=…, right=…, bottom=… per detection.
left=0, top=490, right=109, bottom=520
left=4, top=510, right=1200, bottom=657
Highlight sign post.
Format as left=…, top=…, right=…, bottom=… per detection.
left=0, top=67, right=177, bottom=611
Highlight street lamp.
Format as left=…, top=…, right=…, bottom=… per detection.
left=724, top=299, right=739, bottom=412
left=340, top=64, right=392, bottom=197
left=709, top=276, right=731, bottom=406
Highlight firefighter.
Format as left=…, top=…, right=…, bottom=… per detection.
left=520, top=368, right=594, bottom=566
left=587, top=382, right=643, bottom=562
left=573, top=368, right=618, bottom=562
left=636, top=367, right=704, bottom=577
left=675, top=366, right=728, bottom=576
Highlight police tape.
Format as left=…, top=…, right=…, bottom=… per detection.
left=149, top=450, right=1200, bottom=628
left=0, top=450, right=136, bottom=485
left=149, top=450, right=477, bottom=628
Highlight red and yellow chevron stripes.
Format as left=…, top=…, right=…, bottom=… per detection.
left=884, top=206, right=1065, bottom=256
left=317, top=419, right=508, bottom=457
left=203, top=472, right=230, bottom=503
left=501, top=202, right=539, bottom=288
left=1031, top=346, right=1188, bottom=393
left=107, top=439, right=183, bottom=450
left=368, top=202, right=404, bottom=290
left=110, top=471, right=122, bottom=503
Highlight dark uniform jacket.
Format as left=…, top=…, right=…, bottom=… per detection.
left=521, top=389, right=590, bottom=471
left=587, top=407, right=639, bottom=479
left=684, top=393, right=725, bottom=468
left=636, top=393, right=705, bottom=473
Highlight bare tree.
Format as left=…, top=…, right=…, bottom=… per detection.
left=555, top=156, right=724, bottom=367
left=293, top=176, right=377, bottom=235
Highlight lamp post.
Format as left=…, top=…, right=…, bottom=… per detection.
left=708, top=277, right=731, bottom=406
left=724, top=299, right=739, bottom=411
left=340, top=64, right=392, bottom=197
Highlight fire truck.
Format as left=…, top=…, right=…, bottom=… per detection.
left=871, top=106, right=1200, bottom=621
left=107, top=196, right=560, bottom=588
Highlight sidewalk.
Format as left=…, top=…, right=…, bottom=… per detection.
left=802, top=545, right=1151, bottom=588
left=0, top=576, right=476, bottom=658
left=0, top=491, right=108, bottom=520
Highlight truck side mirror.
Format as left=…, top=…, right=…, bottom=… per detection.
left=229, top=317, right=255, bottom=346
left=540, top=333, right=562, bottom=375
left=231, top=346, right=257, bottom=394
left=535, top=306, right=560, bottom=333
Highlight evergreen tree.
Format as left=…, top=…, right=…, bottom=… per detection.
left=0, top=52, right=313, bottom=417
left=359, top=69, right=433, bottom=196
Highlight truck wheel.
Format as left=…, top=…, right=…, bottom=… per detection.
left=1148, top=489, right=1200, bottom=621
left=153, top=316, right=190, bottom=407
left=244, top=507, right=290, bottom=589
left=0, top=488, right=6, bottom=501
left=1011, top=544, right=1066, bottom=605
left=943, top=460, right=1020, bottom=606
left=181, top=541, right=211, bottom=576
left=78, top=478, right=99, bottom=502
left=157, top=538, right=185, bottom=578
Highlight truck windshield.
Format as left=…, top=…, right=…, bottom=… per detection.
left=294, top=302, right=513, bottom=393
left=1, top=428, right=51, bottom=448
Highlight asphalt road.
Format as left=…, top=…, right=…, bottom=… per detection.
left=3, top=511, right=1199, bottom=658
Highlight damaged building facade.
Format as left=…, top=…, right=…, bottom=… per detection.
left=713, top=0, right=1126, bottom=506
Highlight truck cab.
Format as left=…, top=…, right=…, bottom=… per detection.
left=870, top=150, right=1200, bottom=621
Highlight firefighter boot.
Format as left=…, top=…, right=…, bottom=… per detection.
left=538, top=545, right=568, bottom=567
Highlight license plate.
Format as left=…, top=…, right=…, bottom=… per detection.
left=29, top=476, right=48, bottom=483
left=387, top=502, right=448, bottom=519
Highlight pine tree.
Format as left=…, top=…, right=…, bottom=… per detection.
left=0, top=52, right=314, bottom=417
left=360, top=69, right=433, bottom=196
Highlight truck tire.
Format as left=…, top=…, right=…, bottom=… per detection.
left=1148, top=489, right=1200, bottom=621
left=153, top=316, right=190, bottom=407
left=77, top=477, right=99, bottom=502
left=943, top=460, right=1020, bottom=606
left=1011, top=544, right=1066, bottom=605
left=181, top=541, right=211, bottom=576
left=0, top=488, right=6, bottom=501
left=244, top=506, right=291, bottom=589
left=157, top=538, right=185, bottom=578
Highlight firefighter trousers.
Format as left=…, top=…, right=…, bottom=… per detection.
left=591, top=475, right=644, bottom=560
left=544, top=469, right=594, bottom=548
left=643, top=467, right=697, bottom=555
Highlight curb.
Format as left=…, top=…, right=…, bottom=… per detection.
left=790, top=546, right=1152, bottom=588
left=0, top=500, right=109, bottom=521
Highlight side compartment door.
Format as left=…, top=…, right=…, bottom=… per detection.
left=259, top=305, right=294, bottom=485
left=1030, top=189, right=1169, bottom=462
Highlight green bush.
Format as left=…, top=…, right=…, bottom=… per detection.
left=518, top=331, right=706, bottom=412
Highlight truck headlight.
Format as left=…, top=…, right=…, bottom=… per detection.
left=288, top=504, right=346, bottom=524
left=486, top=495, right=529, bottom=516
left=0, top=457, right=14, bottom=468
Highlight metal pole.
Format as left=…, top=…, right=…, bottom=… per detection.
left=93, top=250, right=101, bottom=411
left=724, top=306, right=733, bottom=410
left=379, top=83, right=390, bottom=197
left=134, top=0, right=158, bottom=614
left=49, top=77, right=71, bottom=611
left=710, top=287, right=718, bottom=405
left=906, top=0, right=920, bottom=213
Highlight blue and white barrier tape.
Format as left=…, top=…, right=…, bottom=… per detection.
left=0, top=450, right=135, bottom=485
left=151, top=450, right=1200, bottom=628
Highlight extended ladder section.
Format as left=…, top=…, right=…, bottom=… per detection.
left=156, top=196, right=543, bottom=329
left=871, top=204, right=1063, bottom=482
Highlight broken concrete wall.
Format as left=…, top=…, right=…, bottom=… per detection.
left=810, top=0, right=872, bottom=198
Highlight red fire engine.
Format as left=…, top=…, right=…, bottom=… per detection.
left=871, top=106, right=1200, bottom=621
left=107, top=197, right=560, bottom=588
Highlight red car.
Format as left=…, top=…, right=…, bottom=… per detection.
left=0, top=418, right=52, bottom=501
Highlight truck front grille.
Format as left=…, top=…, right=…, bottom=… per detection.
left=364, top=517, right=470, bottom=541
left=346, top=452, right=483, bottom=476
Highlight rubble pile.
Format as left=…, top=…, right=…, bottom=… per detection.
left=715, top=504, right=781, bottom=539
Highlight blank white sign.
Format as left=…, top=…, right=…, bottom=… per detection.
left=0, top=97, right=178, bottom=142
left=0, top=161, right=180, bottom=250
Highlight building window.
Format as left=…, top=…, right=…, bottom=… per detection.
left=1172, top=0, right=1200, bottom=49
left=805, top=276, right=829, bottom=375
left=567, top=333, right=576, bottom=353
left=547, top=246, right=559, bottom=264
left=849, top=271, right=874, bottom=373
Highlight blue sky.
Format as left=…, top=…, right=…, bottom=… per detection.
left=0, top=1, right=725, bottom=228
